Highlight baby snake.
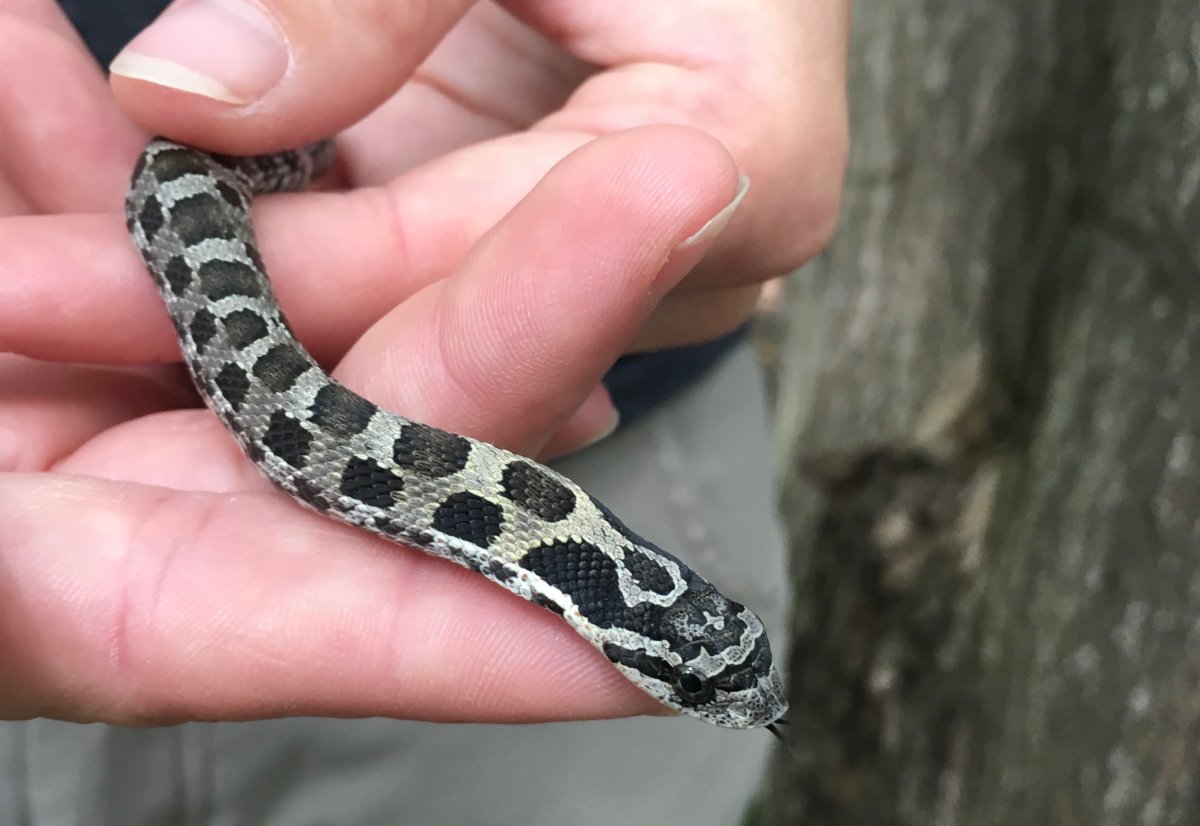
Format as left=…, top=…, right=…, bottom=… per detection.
left=124, top=137, right=787, bottom=729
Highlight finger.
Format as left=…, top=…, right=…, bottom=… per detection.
left=334, top=125, right=740, bottom=455
left=0, top=14, right=146, bottom=212
left=2, top=127, right=736, bottom=366
left=56, top=125, right=738, bottom=482
left=0, top=356, right=194, bottom=473
left=506, top=0, right=851, bottom=287
left=0, top=472, right=662, bottom=724
left=109, top=0, right=476, bottom=153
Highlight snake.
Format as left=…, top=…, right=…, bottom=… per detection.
left=124, top=137, right=787, bottom=731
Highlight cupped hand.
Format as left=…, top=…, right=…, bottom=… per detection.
left=107, top=0, right=850, bottom=350
left=0, top=1, right=753, bottom=724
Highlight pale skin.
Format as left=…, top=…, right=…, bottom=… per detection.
left=0, top=0, right=848, bottom=724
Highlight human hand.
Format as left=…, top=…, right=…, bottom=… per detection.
left=0, top=1, right=746, bottom=723
left=108, top=0, right=850, bottom=351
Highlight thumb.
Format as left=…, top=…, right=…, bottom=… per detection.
left=109, top=0, right=473, bottom=153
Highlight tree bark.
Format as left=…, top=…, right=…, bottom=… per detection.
left=761, top=1, right=1200, bottom=823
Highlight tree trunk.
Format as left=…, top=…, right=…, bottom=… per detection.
left=761, top=1, right=1200, bottom=823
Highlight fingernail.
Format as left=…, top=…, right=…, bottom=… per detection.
left=649, top=176, right=750, bottom=303
left=110, top=0, right=287, bottom=105
left=676, top=175, right=750, bottom=250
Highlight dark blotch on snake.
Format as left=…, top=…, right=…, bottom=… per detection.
left=262, top=410, right=312, bottom=469
left=432, top=492, right=504, bottom=548
left=501, top=460, right=576, bottom=522
left=213, top=362, right=250, bottom=410
left=215, top=180, right=245, bottom=210
left=164, top=256, right=193, bottom=296
left=339, top=456, right=405, bottom=508
left=137, top=196, right=165, bottom=241
left=623, top=546, right=676, bottom=596
left=393, top=423, right=471, bottom=478
left=188, top=308, right=218, bottom=354
left=520, top=540, right=663, bottom=633
left=309, top=382, right=378, bottom=438
left=150, top=147, right=215, bottom=182
left=252, top=344, right=312, bottom=393
left=168, top=192, right=239, bottom=245
left=199, top=259, right=262, bottom=301
left=222, top=308, right=269, bottom=349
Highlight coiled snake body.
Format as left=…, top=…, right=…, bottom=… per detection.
left=125, top=137, right=786, bottom=729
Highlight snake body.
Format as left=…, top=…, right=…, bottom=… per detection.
left=125, top=137, right=786, bottom=729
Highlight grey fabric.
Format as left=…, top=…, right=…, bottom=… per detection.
left=1, top=344, right=788, bottom=826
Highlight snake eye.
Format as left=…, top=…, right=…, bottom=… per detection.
left=671, top=665, right=714, bottom=705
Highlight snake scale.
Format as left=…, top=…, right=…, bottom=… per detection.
left=124, top=137, right=787, bottom=730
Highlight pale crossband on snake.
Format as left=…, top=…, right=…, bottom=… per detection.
left=124, top=137, right=788, bottom=731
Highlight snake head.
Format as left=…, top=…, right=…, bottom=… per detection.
left=513, top=491, right=786, bottom=729
left=546, top=495, right=789, bottom=729
left=600, top=565, right=788, bottom=730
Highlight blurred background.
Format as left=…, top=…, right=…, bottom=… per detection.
left=748, top=2, right=1199, bottom=823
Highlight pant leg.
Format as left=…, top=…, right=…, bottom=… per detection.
left=0, top=344, right=788, bottom=826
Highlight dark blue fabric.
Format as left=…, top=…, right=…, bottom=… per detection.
left=59, top=0, right=744, bottom=428
left=600, top=329, right=746, bottom=425
left=59, top=0, right=168, bottom=65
